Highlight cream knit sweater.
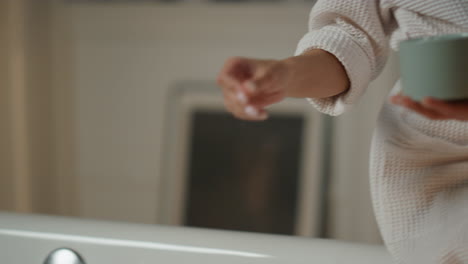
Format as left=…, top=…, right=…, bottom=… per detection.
left=295, top=1, right=468, bottom=263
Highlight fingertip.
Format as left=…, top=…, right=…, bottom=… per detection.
left=390, top=95, right=401, bottom=104
left=396, top=95, right=411, bottom=106
left=425, top=96, right=443, bottom=103
left=422, top=97, right=447, bottom=108
left=244, top=105, right=259, bottom=117
left=257, top=110, right=269, bottom=120
left=244, top=80, right=257, bottom=93
left=236, top=91, right=248, bottom=104
left=421, top=97, right=432, bottom=107
left=244, top=105, right=268, bottom=120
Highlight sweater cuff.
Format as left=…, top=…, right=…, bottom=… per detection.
left=295, top=26, right=373, bottom=116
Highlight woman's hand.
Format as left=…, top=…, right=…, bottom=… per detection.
left=216, top=57, right=290, bottom=121
left=217, top=50, right=349, bottom=121
left=391, top=94, right=468, bottom=121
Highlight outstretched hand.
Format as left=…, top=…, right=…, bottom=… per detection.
left=391, top=95, right=468, bottom=121
left=217, top=50, right=350, bottom=121
left=216, top=57, right=289, bottom=121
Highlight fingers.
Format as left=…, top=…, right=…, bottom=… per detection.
left=242, top=61, right=286, bottom=96
left=218, top=57, right=287, bottom=121
left=218, top=57, right=284, bottom=97
left=421, top=97, right=468, bottom=121
left=391, top=95, right=449, bottom=120
left=391, top=95, right=468, bottom=121
left=223, top=91, right=268, bottom=121
left=247, top=91, right=285, bottom=109
left=217, top=57, right=252, bottom=94
left=234, top=61, right=286, bottom=111
left=217, top=57, right=265, bottom=121
left=217, top=74, right=241, bottom=94
left=223, top=80, right=282, bottom=121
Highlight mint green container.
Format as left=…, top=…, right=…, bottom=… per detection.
left=399, top=34, right=468, bottom=101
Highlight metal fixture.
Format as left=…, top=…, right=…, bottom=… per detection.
left=44, top=248, right=86, bottom=264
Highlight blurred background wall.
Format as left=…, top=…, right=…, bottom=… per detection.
left=0, top=0, right=56, bottom=213
left=0, top=0, right=399, bottom=244
left=0, top=0, right=15, bottom=212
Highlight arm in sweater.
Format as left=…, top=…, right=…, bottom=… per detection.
left=218, top=0, right=468, bottom=121
left=218, top=0, right=393, bottom=120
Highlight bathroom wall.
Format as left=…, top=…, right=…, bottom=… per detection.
left=0, top=0, right=56, bottom=213
left=0, top=0, right=15, bottom=211
left=65, top=3, right=313, bottom=223
left=25, top=0, right=57, bottom=215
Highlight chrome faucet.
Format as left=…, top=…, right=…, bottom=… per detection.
left=44, top=248, right=85, bottom=264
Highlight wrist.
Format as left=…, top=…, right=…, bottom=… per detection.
left=282, top=49, right=349, bottom=99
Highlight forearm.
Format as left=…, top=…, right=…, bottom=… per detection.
left=282, top=49, right=349, bottom=99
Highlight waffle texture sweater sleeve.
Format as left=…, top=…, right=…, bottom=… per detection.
left=295, top=0, right=395, bottom=116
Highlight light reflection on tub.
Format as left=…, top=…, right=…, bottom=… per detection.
left=0, top=212, right=392, bottom=264
left=0, top=229, right=270, bottom=258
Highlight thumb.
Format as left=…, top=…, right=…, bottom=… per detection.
left=218, top=57, right=257, bottom=89
left=241, top=60, right=282, bottom=95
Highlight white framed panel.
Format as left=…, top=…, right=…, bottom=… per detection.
left=159, top=81, right=324, bottom=237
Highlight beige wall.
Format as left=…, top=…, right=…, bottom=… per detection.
left=66, top=4, right=313, bottom=224
left=0, top=0, right=15, bottom=211
left=0, top=0, right=56, bottom=213
left=25, top=0, right=57, bottom=214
